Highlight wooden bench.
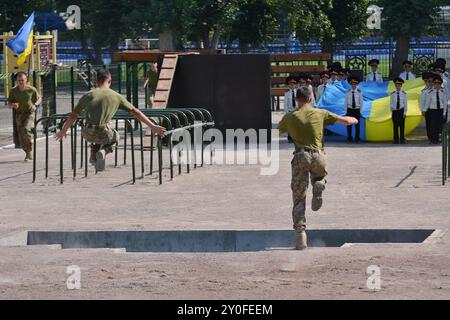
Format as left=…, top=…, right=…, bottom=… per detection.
left=271, top=53, right=331, bottom=111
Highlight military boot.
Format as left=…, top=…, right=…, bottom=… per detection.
left=90, top=144, right=100, bottom=165
left=295, top=230, right=308, bottom=250
left=95, top=149, right=106, bottom=172
left=312, top=180, right=326, bottom=212
left=24, top=151, right=33, bottom=162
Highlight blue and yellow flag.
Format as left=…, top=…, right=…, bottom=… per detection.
left=318, top=78, right=425, bottom=142
left=6, top=12, right=35, bottom=66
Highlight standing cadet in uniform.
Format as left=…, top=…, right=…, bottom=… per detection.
left=399, top=60, right=416, bottom=81
left=284, top=75, right=298, bottom=114
left=420, top=72, right=434, bottom=143
left=433, top=61, right=448, bottom=90
left=328, top=69, right=339, bottom=85
left=6, top=72, right=42, bottom=161
left=424, top=75, right=448, bottom=144
left=316, top=71, right=330, bottom=103
left=342, top=68, right=351, bottom=82
left=344, top=76, right=364, bottom=143
left=278, top=87, right=358, bottom=250
left=366, top=59, right=383, bottom=83
left=55, top=70, right=166, bottom=171
left=390, top=78, right=408, bottom=144
left=143, top=63, right=158, bottom=108
left=433, top=59, right=450, bottom=97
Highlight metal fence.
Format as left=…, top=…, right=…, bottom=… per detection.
left=218, top=37, right=450, bottom=78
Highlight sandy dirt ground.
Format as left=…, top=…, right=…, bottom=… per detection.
left=0, top=112, right=449, bottom=299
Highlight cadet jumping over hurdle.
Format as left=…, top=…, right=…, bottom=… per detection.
left=278, top=87, right=358, bottom=250
left=55, top=70, right=166, bottom=171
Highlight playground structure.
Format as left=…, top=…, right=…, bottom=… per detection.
left=1, top=30, right=57, bottom=97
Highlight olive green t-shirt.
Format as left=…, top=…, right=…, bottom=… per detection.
left=8, top=85, right=40, bottom=113
left=278, top=107, right=339, bottom=150
left=74, top=88, right=135, bottom=125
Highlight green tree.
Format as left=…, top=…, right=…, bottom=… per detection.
left=321, top=0, right=370, bottom=56
left=0, top=1, right=52, bottom=32
left=281, top=0, right=333, bottom=45
left=186, top=0, right=239, bottom=50
left=378, top=0, right=445, bottom=77
left=55, top=0, right=153, bottom=63
left=228, top=0, right=279, bottom=53
left=149, top=0, right=198, bottom=50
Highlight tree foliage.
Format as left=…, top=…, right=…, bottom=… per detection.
left=378, top=0, right=445, bottom=77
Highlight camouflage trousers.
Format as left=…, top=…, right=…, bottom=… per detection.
left=15, top=112, right=35, bottom=152
left=81, top=125, right=120, bottom=150
left=291, top=149, right=327, bottom=231
left=41, top=99, right=54, bottom=130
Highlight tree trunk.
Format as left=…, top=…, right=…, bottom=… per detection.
left=159, top=30, right=175, bottom=51
left=391, top=35, right=410, bottom=79
left=79, top=29, right=94, bottom=62
left=94, top=44, right=103, bottom=65
left=321, top=38, right=335, bottom=65
left=239, top=43, right=249, bottom=53
left=211, top=27, right=221, bottom=50
left=202, top=34, right=211, bottom=49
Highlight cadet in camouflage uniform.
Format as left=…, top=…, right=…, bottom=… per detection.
left=7, top=72, right=42, bottom=161
left=144, top=63, right=158, bottom=108
left=278, top=86, right=358, bottom=250
left=55, top=69, right=166, bottom=171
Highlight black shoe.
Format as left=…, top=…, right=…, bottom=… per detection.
left=347, top=138, right=354, bottom=143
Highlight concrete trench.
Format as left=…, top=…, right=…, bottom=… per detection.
left=0, top=229, right=439, bottom=253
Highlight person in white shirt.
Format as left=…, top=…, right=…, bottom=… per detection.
left=284, top=75, right=298, bottom=114
left=284, top=75, right=298, bottom=143
left=420, top=72, right=434, bottom=143
left=328, top=69, right=339, bottom=85
left=344, top=76, right=364, bottom=142
left=433, top=60, right=449, bottom=96
left=366, top=59, right=383, bottom=83
left=390, top=78, right=408, bottom=144
left=424, top=75, right=449, bottom=144
left=316, top=72, right=330, bottom=103
left=399, top=60, right=416, bottom=81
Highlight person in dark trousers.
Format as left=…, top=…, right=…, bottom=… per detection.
left=424, top=75, right=448, bottom=144
left=344, top=76, right=363, bottom=143
left=390, top=78, right=408, bottom=144
left=420, top=72, right=434, bottom=143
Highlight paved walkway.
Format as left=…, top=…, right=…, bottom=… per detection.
left=0, top=114, right=449, bottom=299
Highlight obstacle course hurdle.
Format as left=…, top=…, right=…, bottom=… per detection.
left=32, top=108, right=215, bottom=185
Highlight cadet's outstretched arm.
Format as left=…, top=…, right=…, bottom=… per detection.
left=130, top=108, right=166, bottom=137
left=335, top=116, right=358, bottom=126
left=54, top=112, right=79, bottom=140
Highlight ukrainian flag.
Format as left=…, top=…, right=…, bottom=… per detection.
left=318, top=78, right=425, bottom=142
left=6, top=12, right=35, bottom=66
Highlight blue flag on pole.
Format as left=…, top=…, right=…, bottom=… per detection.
left=6, top=12, right=35, bottom=65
